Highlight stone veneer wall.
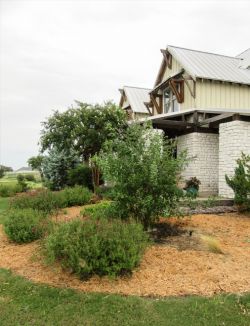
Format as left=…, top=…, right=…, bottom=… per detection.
left=219, top=120, right=250, bottom=198
left=177, top=132, right=219, bottom=196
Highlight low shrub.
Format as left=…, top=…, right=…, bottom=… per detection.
left=25, top=174, right=36, bottom=182
left=4, top=208, right=48, bottom=243
left=95, top=185, right=115, bottom=200
left=10, top=186, right=92, bottom=213
left=67, top=164, right=93, bottom=189
left=226, top=153, right=250, bottom=209
left=44, top=218, right=148, bottom=278
left=10, top=189, right=64, bottom=214
left=60, top=186, right=92, bottom=207
left=80, top=201, right=116, bottom=220
left=0, top=184, right=22, bottom=197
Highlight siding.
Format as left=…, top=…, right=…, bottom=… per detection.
left=196, top=80, right=250, bottom=109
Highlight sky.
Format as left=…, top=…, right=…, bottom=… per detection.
left=0, top=0, right=250, bottom=169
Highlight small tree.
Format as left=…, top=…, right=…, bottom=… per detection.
left=0, top=168, right=4, bottom=178
left=226, top=153, right=250, bottom=209
left=42, top=148, right=79, bottom=190
left=96, top=123, right=187, bottom=229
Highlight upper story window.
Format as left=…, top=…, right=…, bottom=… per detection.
left=163, top=88, right=180, bottom=113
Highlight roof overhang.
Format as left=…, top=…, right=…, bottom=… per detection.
left=135, top=108, right=250, bottom=137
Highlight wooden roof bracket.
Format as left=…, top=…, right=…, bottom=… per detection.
left=183, top=75, right=196, bottom=98
left=160, top=49, right=172, bottom=69
left=144, top=102, right=153, bottom=116
left=169, top=79, right=184, bottom=103
left=150, top=94, right=161, bottom=114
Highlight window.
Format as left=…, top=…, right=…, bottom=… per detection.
left=163, top=88, right=180, bottom=113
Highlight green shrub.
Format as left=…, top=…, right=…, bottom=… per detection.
left=25, top=174, right=36, bottom=182
left=67, top=164, right=93, bottom=189
left=45, top=219, right=148, bottom=278
left=96, top=123, right=187, bottom=229
left=80, top=201, right=115, bottom=220
left=10, top=186, right=92, bottom=213
left=95, top=185, right=115, bottom=200
left=226, top=153, right=250, bottom=209
left=4, top=209, right=48, bottom=243
left=10, top=190, right=64, bottom=214
left=0, top=184, right=22, bottom=197
left=60, top=186, right=92, bottom=207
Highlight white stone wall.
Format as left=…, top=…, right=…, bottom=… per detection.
left=219, top=121, right=250, bottom=198
left=177, top=132, right=219, bottom=196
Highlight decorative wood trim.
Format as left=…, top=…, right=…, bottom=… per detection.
left=169, top=79, right=184, bottom=103
left=161, top=49, right=172, bottom=69
left=150, top=95, right=161, bottom=114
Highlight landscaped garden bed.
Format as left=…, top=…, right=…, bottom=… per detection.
left=0, top=208, right=249, bottom=297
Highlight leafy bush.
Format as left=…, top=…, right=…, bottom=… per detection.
left=25, top=174, right=36, bottom=182
left=67, top=164, right=93, bottom=189
left=4, top=209, right=48, bottom=243
left=44, top=218, right=148, bottom=278
left=0, top=184, right=22, bottom=197
left=60, top=186, right=92, bottom=207
left=96, top=123, right=187, bottom=229
left=226, top=153, right=250, bottom=209
left=80, top=201, right=115, bottom=220
left=95, top=185, right=115, bottom=200
left=10, top=186, right=92, bottom=213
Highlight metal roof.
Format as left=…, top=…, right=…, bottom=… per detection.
left=123, top=86, right=151, bottom=113
left=167, top=45, right=250, bottom=85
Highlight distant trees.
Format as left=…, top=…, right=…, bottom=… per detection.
left=0, top=165, right=13, bottom=178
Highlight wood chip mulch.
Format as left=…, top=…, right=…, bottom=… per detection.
left=0, top=212, right=249, bottom=297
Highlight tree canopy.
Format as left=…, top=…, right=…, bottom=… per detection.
left=40, top=101, right=127, bottom=161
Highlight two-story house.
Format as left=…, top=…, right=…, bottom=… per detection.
left=119, top=46, right=250, bottom=198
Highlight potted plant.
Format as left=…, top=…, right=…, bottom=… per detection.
left=184, top=177, right=201, bottom=198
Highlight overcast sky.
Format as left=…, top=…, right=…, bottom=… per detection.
left=0, top=0, right=250, bottom=169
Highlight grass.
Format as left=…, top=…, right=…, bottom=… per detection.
left=201, top=235, right=224, bottom=254
left=0, top=269, right=249, bottom=326
left=0, top=197, right=9, bottom=224
left=0, top=171, right=42, bottom=189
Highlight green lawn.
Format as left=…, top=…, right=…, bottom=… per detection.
left=0, top=269, right=249, bottom=326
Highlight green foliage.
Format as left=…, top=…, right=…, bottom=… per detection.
left=95, top=185, right=115, bottom=200
left=25, top=174, right=36, bottom=182
left=10, top=190, right=63, bottom=214
left=67, top=164, right=92, bottom=189
left=226, top=153, right=250, bottom=209
left=4, top=209, right=48, bottom=243
left=42, top=148, right=79, bottom=190
left=60, top=186, right=92, bottom=207
left=80, top=201, right=115, bottom=220
left=40, top=101, right=127, bottom=161
left=10, top=186, right=92, bottom=213
left=0, top=165, right=13, bottom=178
left=45, top=218, right=148, bottom=278
left=16, top=174, right=29, bottom=192
left=27, top=155, right=44, bottom=173
left=0, top=184, right=22, bottom=197
left=96, top=123, right=187, bottom=228
left=0, top=168, right=4, bottom=178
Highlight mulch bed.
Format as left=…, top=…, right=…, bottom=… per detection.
left=0, top=212, right=249, bottom=297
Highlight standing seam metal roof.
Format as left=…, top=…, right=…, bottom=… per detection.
left=123, top=86, right=151, bottom=113
left=167, top=45, right=250, bottom=85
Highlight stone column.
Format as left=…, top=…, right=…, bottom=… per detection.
left=219, top=120, right=250, bottom=198
left=177, top=132, right=219, bottom=196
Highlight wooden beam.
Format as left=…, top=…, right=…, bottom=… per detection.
left=153, top=119, right=194, bottom=128
left=198, top=113, right=233, bottom=126
left=160, top=49, right=172, bottom=69
left=144, top=102, right=153, bottom=116
left=150, top=95, right=161, bottom=114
